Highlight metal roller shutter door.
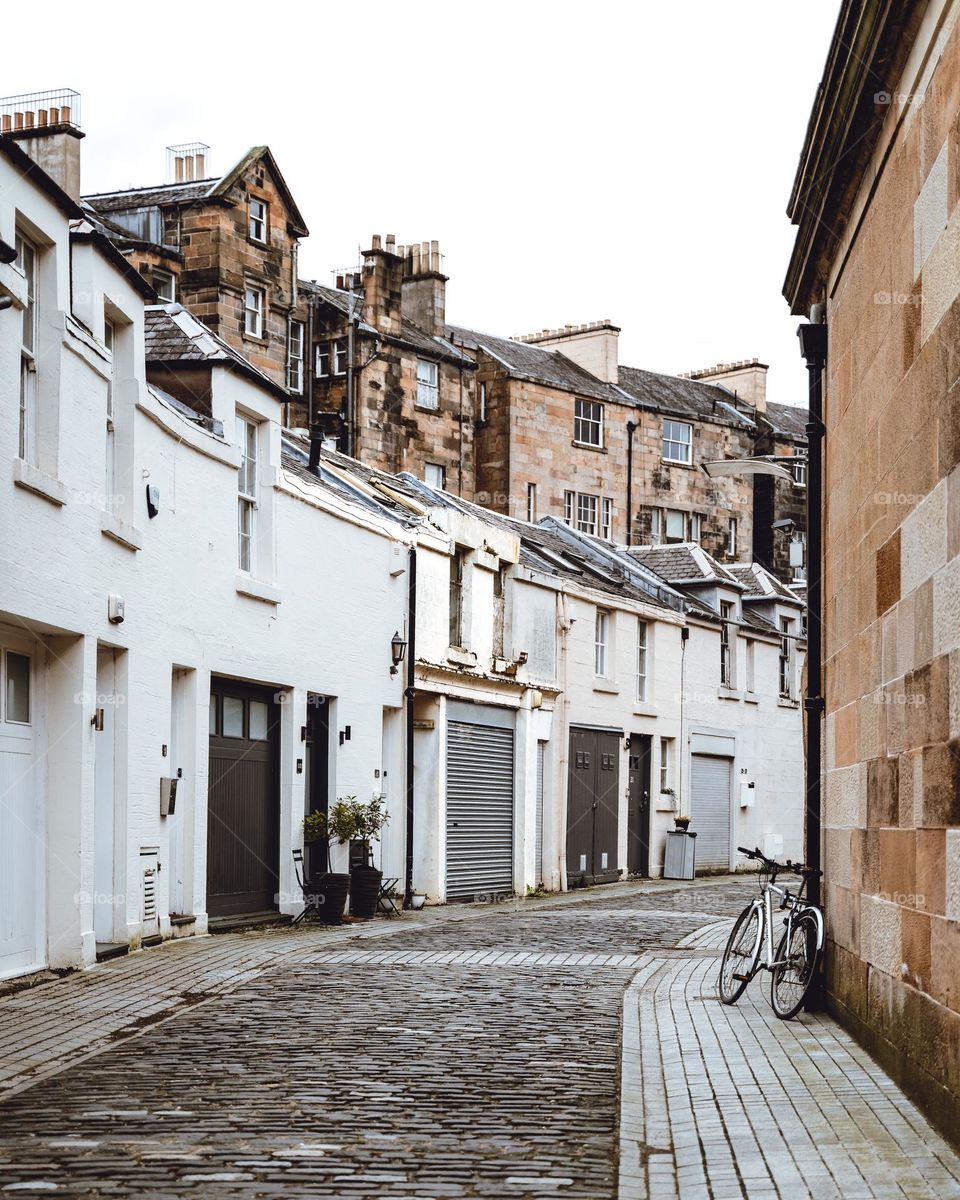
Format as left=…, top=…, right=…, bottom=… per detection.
left=446, top=721, right=514, bottom=901
left=691, top=754, right=732, bottom=871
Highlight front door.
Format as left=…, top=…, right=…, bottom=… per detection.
left=566, top=727, right=620, bottom=885
left=304, top=695, right=329, bottom=878
left=93, top=648, right=117, bottom=943
left=0, top=637, right=42, bottom=980
left=207, top=679, right=280, bottom=918
left=627, top=734, right=652, bottom=876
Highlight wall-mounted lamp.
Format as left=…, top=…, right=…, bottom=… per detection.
left=390, top=630, right=407, bottom=675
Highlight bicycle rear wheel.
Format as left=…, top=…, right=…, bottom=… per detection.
left=718, top=903, right=761, bottom=1004
left=770, top=910, right=820, bottom=1019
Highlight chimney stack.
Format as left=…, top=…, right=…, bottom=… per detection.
left=401, top=238, right=448, bottom=336
left=1, top=89, right=84, bottom=201
left=513, top=320, right=621, bottom=384
left=361, top=233, right=404, bottom=336
left=681, top=358, right=769, bottom=412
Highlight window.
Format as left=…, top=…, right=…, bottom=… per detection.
left=5, top=652, right=31, bottom=724
left=649, top=508, right=661, bottom=545
left=664, top=509, right=686, bottom=543
left=746, top=639, right=756, bottom=693
left=16, top=233, right=38, bottom=465
left=237, top=416, right=258, bottom=573
left=577, top=493, right=598, bottom=535
left=222, top=695, right=244, bottom=737
left=287, top=321, right=304, bottom=393
left=792, top=459, right=807, bottom=487
left=316, top=343, right=330, bottom=378
left=425, top=462, right=446, bottom=490
left=563, top=491, right=575, bottom=526
left=249, top=700, right=269, bottom=740
left=104, top=319, right=116, bottom=512
left=662, top=419, right=692, bottom=464
left=244, top=286, right=264, bottom=338
left=153, top=268, right=175, bottom=302
left=416, top=359, right=439, bottom=408
left=574, top=398, right=603, bottom=447
left=720, top=601, right=734, bottom=687
left=779, top=618, right=793, bottom=698
left=478, top=382, right=487, bottom=422
left=249, top=198, right=267, bottom=243
left=595, top=609, right=609, bottom=677
left=527, top=483, right=537, bottom=523
left=728, top=517, right=738, bottom=557
left=659, top=737, right=672, bottom=794
left=333, top=339, right=348, bottom=376
left=636, top=620, right=648, bottom=702
left=601, top=498, right=613, bottom=541
left=688, top=512, right=702, bottom=542
left=449, top=549, right=464, bottom=647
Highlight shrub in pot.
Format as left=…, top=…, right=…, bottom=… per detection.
left=300, top=809, right=351, bottom=924
left=336, top=794, right=389, bottom=918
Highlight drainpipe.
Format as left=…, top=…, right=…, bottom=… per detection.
left=626, top=421, right=638, bottom=546
left=403, top=546, right=418, bottom=908
left=797, top=312, right=827, bottom=927
left=345, top=286, right=356, bottom=457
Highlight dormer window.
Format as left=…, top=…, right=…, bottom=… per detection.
left=249, top=198, right=268, bottom=244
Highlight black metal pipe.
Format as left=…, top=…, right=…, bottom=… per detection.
left=798, top=318, right=827, bottom=920
left=626, top=421, right=637, bottom=546
left=403, top=546, right=418, bottom=908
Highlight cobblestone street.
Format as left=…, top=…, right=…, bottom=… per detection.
left=0, top=879, right=958, bottom=1199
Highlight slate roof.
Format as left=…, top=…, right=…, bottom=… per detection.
left=144, top=305, right=287, bottom=400
left=726, top=562, right=804, bottom=606
left=616, top=364, right=756, bottom=427
left=627, top=544, right=743, bottom=588
left=762, top=401, right=808, bottom=440
left=447, top=325, right=626, bottom=404
left=83, top=146, right=309, bottom=237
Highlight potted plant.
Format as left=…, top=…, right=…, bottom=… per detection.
left=674, top=814, right=691, bottom=832
left=300, top=808, right=351, bottom=924
left=340, top=794, right=389, bottom=918
left=659, top=784, right=676, bottom=810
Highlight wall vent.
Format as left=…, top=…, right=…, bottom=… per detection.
left=140, top=847, right=160, bottom=936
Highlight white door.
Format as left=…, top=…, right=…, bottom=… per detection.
left=93, top=650, right=117, bottom=943
left=168, top=668, right=190, bottom=916
left=691, top=754, right=733, bottom=871
left=0, top=639, right=43, bottom=980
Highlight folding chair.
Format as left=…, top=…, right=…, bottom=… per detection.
left=292, top=849, right=324, bottom=925
left=377, top=876, right=402, bottom=917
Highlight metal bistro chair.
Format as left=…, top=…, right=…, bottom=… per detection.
left=377, top=876, right=402, bottom=917
left=292, top=849, right=324, bottom=925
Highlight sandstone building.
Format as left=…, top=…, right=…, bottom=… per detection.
left=786, top=0, right=960, bottom=1143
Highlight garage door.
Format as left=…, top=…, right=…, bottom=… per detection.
left=0, top=641, right=42, bottom=980
left=445, top=720, right=514, bottom=902
left=207, top=680, right=280, bottom=918
left=691, top=754, right=732, bottom=871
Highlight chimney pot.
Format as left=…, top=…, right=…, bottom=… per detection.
left=195, top=152, right=206, bottom=177
left=1, top=115, right=10, bottom=133
left=372, top=234, right=382, bottom=250
left=60, top=105, right=70, bottom=124
left=37, top=109, right=48, bottom=127
left=49, top=107, right=59, bottom=124
left=14, top=112, right=23, bottom=131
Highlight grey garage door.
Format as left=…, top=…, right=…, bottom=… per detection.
left=446, top=720, right=515, bottom=902
left=691, top=754, right=732, bottom=871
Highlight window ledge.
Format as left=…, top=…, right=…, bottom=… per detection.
left=632, top=703, right=658, bottom=717
left=717, top=687, right=742, bottom=702
left=415, top=404, right=440, bottom=414
left=593, top=682, right=619, bottom=695
left=744, top=691, right=759, bottom=705
left=100, top=512, right=143, bottom=551
left=778, top=697, right=800, bottom=709
left=571, top=440, right=607, bottom=453
left=661, top=458, right=694, bottom=469
left=446, top=646, right=477, bottom=667
left=236, top=574, right=281, bottom=605
left=242, top=333, right=269, bottom=346
left=12, top=460, right=67, bottom=507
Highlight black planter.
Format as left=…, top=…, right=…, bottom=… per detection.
left=349, top=866, right=382, bottom=918
left=308, top=872, right=351, bottom=924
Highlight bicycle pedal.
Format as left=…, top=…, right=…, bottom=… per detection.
left=732, top=973, right=750, bottom=982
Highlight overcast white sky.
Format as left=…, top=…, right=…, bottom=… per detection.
left=8, top=0, right=838, bottom=407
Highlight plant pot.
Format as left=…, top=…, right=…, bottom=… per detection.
left=349, top=865, right=382, bottom=918
left=307, top=872, right=351, bottom=924
left=674, top=818, right=691, bottom=832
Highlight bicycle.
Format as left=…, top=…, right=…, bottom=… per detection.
left=718, top=845, right=824, bottom=1019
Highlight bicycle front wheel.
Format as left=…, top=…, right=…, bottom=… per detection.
left=718, top=903, right=761, bottom=1004
left=770, top=910, right=821, bottom=1019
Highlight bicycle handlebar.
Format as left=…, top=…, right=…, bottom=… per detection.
left=737, top=845, right=823, bottom=877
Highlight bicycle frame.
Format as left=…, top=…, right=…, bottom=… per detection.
left=743, top=877, right=824, bottom=976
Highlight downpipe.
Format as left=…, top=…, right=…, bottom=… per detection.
left=403, top=546, right=417, bottom=909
